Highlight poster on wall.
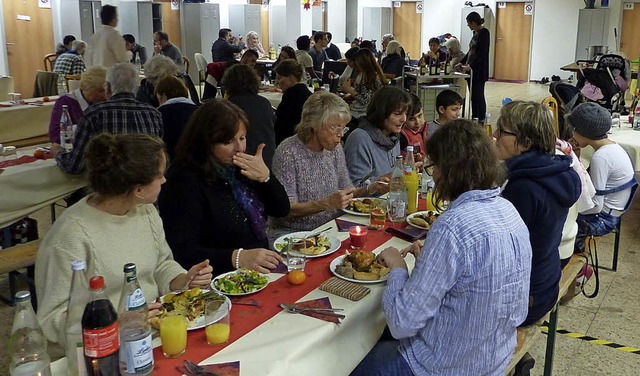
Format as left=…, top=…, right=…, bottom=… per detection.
left=38, top=0, right=52, bottom=9
left=524, top=2, right=534, bottom=16
left=171, top=0, right=179, bottom=11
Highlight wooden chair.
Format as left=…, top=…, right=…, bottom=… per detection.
left=64, top=74, right=82, bottom=93
left=183, top=56, right=190, bottom=75
left=43, top=53, right=57, bottom=71
left=542, top=96, right=560, bottom=137
left=193, top=53, right=209, bottom=99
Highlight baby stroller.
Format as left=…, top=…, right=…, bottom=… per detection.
left=576, top=54, right=630, bottom=113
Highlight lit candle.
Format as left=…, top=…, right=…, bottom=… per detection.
left=349, top=226, right=368, bottom=250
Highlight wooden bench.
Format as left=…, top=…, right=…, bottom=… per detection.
left=0, top=239, right=41, bottom=307
left=506, top=252, right=588, bottom=375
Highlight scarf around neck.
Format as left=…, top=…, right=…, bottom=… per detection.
left=216, top=166, right=267, bottom=240
left=359, top=121, right=399, bottom=151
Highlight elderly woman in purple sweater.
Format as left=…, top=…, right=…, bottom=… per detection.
left=48, top=66, right=107, bottom=143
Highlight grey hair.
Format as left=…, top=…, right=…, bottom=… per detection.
left=106, top=63, right=138, bottom=95
left=71, top=40, right=87, bottom=54
left=143, top=55, right=178, bottom=85
left=382, top=34, right=395, bottom=42
left=296, top=92, right=351, bottom=143
left=386, top=40, right=402, bottom=55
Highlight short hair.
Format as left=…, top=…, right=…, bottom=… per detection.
left=144, top=55, right=178, bottom=85
left=221, top=64, right=260, bottom=96
left=296, top=92, right=351, bottom=143
left=436, top=90, right=463, bottom=110
left=345, top=47, right=359, bottom=60
left=313, top=32, right=326, bottom=43
left=279, top=46, right=296, bottom=60
left=296, top=35, right=311, bottom=50
left=497, top=101, right=556, bottom=154
left=106, top=63, right=138, bottom=95
left=408, top=93, right=423, bottom=118
left=366, top=86, right=412, bottom=129
left=122, top=34, right=135, bottom=44
left=443, top=37, right=462, bottom=54
left=425, top=119, right=505, bottom=205
left=154, top=31, right=169, bottom=42
left=429, top=37, right=440, bottom=45
left=326, top=32, right=333, bottom=41
left=63, top=35, right=76, bottom=46
left=359, top=40, right=374, bottom=51
left=80, top=66, right=107, bottom=93
left=219, top=28, right=231, bottom=39
left=241, top=49, right=259, bottom=60
left=382, top=34, right=395, bottom=42
left=173, top=99, right=250, bottom=183
left=71, top=40, right=87, bottom=54
left=275, top=59, right=304, bottom=82
left=85, top=133, right=166, bottom=197
left=100, top=5, right=117, bottom=25
left=386, top=40, right=402, bottom=56
left=154, top=75, right=188, bottom=99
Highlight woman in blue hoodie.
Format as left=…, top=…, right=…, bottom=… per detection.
left=494, top=101, right=581, bottom=326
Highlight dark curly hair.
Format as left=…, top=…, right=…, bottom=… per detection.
left=221, top=64, right=260, bottom=96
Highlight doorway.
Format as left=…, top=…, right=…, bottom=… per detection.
left=392, top=2, right=421, bottom=59
left=3, top=0, right=55, bottom=97
left=620, top=5, right=640, bottom=59
left=494, top=2, right=532, bottom=82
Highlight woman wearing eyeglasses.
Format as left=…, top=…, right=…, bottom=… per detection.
left=270, top=92, right=387, bottom=237
left=494, top=101, right=581, bottom=326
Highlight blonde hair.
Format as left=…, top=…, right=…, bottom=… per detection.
left=246, top=31, right=260, bottom=45
left=386, top=40, right=402, bottom=56
left=80, top=66, right=107, bottom=92
left=296, top=92, right=351, bottom=143
left=497, top=101, right=556, bottom=154
left=144, top=55, right=178, bottom=84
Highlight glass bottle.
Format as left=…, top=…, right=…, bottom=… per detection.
left=82, top=276, right=119, bottom=376
left=389, top=155, right=407, bottom=222
left=60, top=105, right=72, bottom=152
left=9, top=291, right=52, bottom=376
left=117, top=264, right=153, bottom=375
left=404, top=146, right=420, bottom=214
left=65, top=261, right=89, bottom=376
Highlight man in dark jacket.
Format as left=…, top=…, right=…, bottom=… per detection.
left=325, top=32, right=342, bottom=60
left=211, top=28, right=245, bottom=62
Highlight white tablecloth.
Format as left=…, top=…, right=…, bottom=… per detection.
left=259, top=91, right=283, bottom=108
left=0, top=98, right=56, bottom=147
left=579, top=123, right=640, bottom=171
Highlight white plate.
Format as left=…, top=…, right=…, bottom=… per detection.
left=273, top=231, right=341, bottom=258
left=329, top=255, right=388, bottom=284
left=211, top=270, right=270, bottom=296
left=406, top=211, right=439, bottom=230
left=159, top=290, right=231, bottom=331
left=342, top=197, right=378, bottom=216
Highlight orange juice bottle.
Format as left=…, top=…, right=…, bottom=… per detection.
left=404, top=146, right=419, bottom=214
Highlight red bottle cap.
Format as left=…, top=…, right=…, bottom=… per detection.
left=89, top=276, right=105, bottom=290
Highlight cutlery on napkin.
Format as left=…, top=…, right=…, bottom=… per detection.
left=280, top=297, right=342, bottom=323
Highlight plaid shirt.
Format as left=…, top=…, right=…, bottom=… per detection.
left=56, top=93, right=163, bottom=174
left=52, top=52, right=86, bottom=77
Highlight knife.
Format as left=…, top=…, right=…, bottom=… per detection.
left=280, top=303, right=344, bottom=312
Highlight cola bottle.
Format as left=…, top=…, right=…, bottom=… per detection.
left=82, top=276, right=119, bottom=376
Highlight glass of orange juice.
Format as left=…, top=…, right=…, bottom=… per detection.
left=160, top=313, right=187, bottom=358
left=205, top=300, right=231, bottom=346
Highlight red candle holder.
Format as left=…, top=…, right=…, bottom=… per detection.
left=349, top=225, right=368, bottom=249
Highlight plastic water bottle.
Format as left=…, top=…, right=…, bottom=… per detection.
left=65, top=261, right=89, bottom=376
left=117, top=264, right=153, bottom=375
left=59, top=105, right=73, bottom=151
left=389, top=155, right=407, bottom=222
left=9, top=291, right=52, bottom=376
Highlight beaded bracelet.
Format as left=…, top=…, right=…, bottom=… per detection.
left=235, top=248, right=244, bottom=269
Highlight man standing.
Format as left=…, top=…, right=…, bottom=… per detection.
left=212, top=28, right=245, bottom=62
left=84, top=5, right=131, bottom=68
left=325, top=32, right=342, bottom=60
left=153, top=31, right=184, bottom=72
left=123, top=34, right=148, bottom=65
left=308, top=32, right=329, bottom=74
left=52, top=63, right=163, bottom=174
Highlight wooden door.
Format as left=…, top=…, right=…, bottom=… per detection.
left=158, top=0, right=182, bottom=50
left=620, top=5, right=640, bottom=59
left=3, top=0, right=55, bottom=98
left=494, top=2, right=532, bottom=81
left=393, top=2, right=421, bottom=59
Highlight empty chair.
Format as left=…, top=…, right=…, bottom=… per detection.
left=44, top=53, right=57, bottom=71
left=194, top=53, right=208, bottom=99
left=33, top=71, right=59, bottom=97
left=183, top=56, right=190, bottom=75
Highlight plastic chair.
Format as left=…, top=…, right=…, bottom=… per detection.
left=194, top=53, right=208, bottom=99
left=43, top=53, right=56, bottom=71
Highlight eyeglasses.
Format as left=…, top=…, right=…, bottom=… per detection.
left=497, top=128, right=518, bottom=139
left=328, top=124, right=349, bottom=136
left=423, top=160, right=435, bottom=176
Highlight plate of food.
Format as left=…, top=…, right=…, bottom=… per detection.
left=273, top=231, right=341, bottom=258
left=330, top=251, right=390, bottom=284
left=342, top=197, right=377, bottom=216
left=150, top=288, right=231, bottom=330
left=212, top=269, right=269, bottom=296
left=406, top=211, right=440, bottom=230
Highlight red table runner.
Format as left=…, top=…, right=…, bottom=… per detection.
left=0, top=154, right=52, bottom=169
left=152, top=227, right=393, bottom=373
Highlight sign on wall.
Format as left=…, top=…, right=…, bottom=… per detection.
left=171, top=0, right=179, bottom=11
left=624, top=3, right=634, bottom=10
left=416, top=2, right=423, bottom=14
left=39, top=0, right=51, bottom=9
left=498, top=2, right=506, bottom=8
left=524, top=2, right=534, bottom=16
left=393, top=1, right=401, bottom=8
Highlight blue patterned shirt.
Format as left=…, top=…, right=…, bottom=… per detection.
left=383, top=187, right=532, bottom=376
left=52, top=52, right=86, bottom=77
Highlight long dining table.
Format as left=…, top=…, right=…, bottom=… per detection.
left=50, top=210, right=418, bottom=375
left=0, top=97, right=57, bottom=147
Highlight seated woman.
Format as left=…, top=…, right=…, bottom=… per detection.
left=380, top=40, right=406, bottom=78
left=341, top=48, right=387, bottom=124
left=48, top=66, right=107, bottom=144
left=35, top=133, right=213, bottom=344
left=245, top=31, right=266, bottom=56
left=137, top=55, right=178, bottom=107
left=155, top=76, right=198, bottom=158
left=274, top=59, right=312, bottom=145
left=352, top=120, right=532, bottom=375
left=566, top=103, right=636, bottom=251
left=271, top=46, right=296, bottom=80
left=221, top=64, right=276, bottom=168
left=158, top=100, right=289, bottom=276
left=270, top=92, right=386, bottom=237
left=494, top=101, right=581, bottom=326
left=344, top=85, right=411, bottom=186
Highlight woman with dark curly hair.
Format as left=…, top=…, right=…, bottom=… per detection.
left=221, top=64, right=276, bottom=167
left=352, top=120, right=532, bottom=376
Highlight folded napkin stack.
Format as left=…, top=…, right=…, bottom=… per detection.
left=319, top=277, right=371, bottom=301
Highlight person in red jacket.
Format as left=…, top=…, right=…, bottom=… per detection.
left=400, top=93, right=427, bottom=163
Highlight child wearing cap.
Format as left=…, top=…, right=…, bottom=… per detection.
left=427, top=90, right=463, bottom=138
left=566, top=102, right=637, bottom=251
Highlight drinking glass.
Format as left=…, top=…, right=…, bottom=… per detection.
left=160, top=313, right=187, bottom=358
left=205, top=300, right=231, bottom=346
left=369, top=199, right=388, bottom=230
left=286, top=237, right=307, bottom=272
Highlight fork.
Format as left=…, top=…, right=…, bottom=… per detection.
left=184, top=360, right=220, bottom=376
left=280, top=304, right=346, bottom=319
